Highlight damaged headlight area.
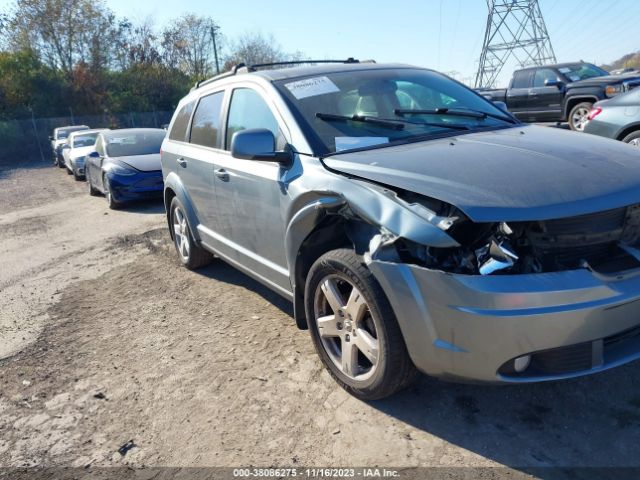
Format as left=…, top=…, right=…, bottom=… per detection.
left=393, top=204, right=640, bottom=276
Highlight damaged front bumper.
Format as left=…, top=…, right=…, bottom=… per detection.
left=368, top=260, right=640, bottom=383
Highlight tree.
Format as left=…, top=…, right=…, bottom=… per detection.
left=161, top=14, right=219, bottom=79
left=114, top=17, right=162, bottom=70
left=223, top=32, right=304, bottom=70
left=3, top=0, right=119, bottom=79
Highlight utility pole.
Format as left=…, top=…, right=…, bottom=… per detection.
left=210, top=24, right=220, bottom=74
left=475, top=0, right=556, bottom=88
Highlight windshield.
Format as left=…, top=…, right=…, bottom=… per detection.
left=558, top=63, right=609, bottom=82
left=72, top=133, right=98, bottom=148
left=57, top=127, right=88, bottom=140
left=105, top=131, right=166, bottom=157
left=274, top=68, right=515, bottom=154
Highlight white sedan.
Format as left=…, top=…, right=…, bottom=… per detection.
left=62, top=129, right=109, bottom=180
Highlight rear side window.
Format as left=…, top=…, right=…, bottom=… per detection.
left=189, top=92, right=224, bottom=148
left=225, top=88, right=284, bottom=150
left=169, top=101, right=195, bottom=141
left=511, top=70, right=532, bottom=89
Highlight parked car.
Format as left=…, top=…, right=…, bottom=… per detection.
left=49, top=125, right=90, bottom=167
left=583, top=88, right=640, bottom=146
left=62, top=129, right=109, bottom=179
left=85, top=128, right=166, bottom=209
left=478, top=62, right=640, bottom=131
left=162, top=59, right=640, bottom=399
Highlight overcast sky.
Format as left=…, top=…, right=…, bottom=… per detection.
left=2, top=0, right=638, bottom=86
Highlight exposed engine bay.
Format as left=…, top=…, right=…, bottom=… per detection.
left=391, top=193, right=640, bottom=275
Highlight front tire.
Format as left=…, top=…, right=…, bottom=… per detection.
left=622, top=130, right=640, bottom=147
left=103, top=175, right=120, bottom=210
left=568, top=102, right=593, bottom=131
left=305, top=249, right=417, bottom=400
left=169, top=197, right=213, bottom=270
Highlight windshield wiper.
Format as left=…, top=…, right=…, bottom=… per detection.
left=316, top=113, right=405, bottom=130
left=395, top=108, right=516, bottom=124
left=316, top=112, right=470, bottom=132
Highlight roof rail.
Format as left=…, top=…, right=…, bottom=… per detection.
left=191, top=58, right=374, bottom=91
left=246, top=57, right=364, bottom=71
left=191, top=63, right=247, bottom=91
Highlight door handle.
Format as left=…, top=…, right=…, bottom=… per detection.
left=177, top=157, right=187, bottom=167
left=214, top=168, right=229, bottom=181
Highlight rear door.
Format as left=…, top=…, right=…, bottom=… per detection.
left=178, top=90, right=226, bottom=231
left=209, top=85, right=291, bottom=294
left=506, top=70, right=533, bottom=119
left=528, top=68, right=564, bottom=122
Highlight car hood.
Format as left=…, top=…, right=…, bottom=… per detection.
left=322, top=125, right=640, bottom=222
left=114, top=154, right=161, bottom=172
left=567, top=73, right=640, bottom=88
left=69, top=146, right=95, bottom=159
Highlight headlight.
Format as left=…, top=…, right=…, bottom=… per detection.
left=110, top=163, right=136, bottom=176
left=605, top=84, right=623, bottom=97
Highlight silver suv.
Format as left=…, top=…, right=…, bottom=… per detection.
left=162, top=59, right=640, bottom=399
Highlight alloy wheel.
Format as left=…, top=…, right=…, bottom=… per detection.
left=630, top=138, right=640, bottom=148
left=571, top=107, right=590, bottom=131
left=173, top=206, right=191, bottom=261
left=313, top=275, right=379, bottom=381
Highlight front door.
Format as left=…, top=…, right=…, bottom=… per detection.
left=528, top=68, right=564, bottom=122
left=209, top=86, right=291, bottom=294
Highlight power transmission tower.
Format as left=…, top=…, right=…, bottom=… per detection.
left=475, top=0, right=556, bottom=88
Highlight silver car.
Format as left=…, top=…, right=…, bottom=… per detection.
left=161, top=60, right=640, bottom=399
left=584, top=88, right=640, bottom=146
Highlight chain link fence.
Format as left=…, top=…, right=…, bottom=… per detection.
left=0, top=110, right=174, bottom=167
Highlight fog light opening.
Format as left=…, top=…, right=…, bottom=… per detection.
left=514, top=355, right=531, bottom=373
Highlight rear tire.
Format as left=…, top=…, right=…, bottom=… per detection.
left=87, top=174, right=99, bottom=196
left=568, top=102, right=593, bottom=131
left=169, top=197, right=213, bottom=270
left=305, top=249, right=417, bottom=400
left=622, top=130, right=640, bottom=147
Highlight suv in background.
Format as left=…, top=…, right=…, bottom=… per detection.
left=162, top=59, right=640, bottom=399
left=49, top=125, right=90, bottom=167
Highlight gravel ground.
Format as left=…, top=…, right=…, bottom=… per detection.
left=1, top=163, right=640, bottom=476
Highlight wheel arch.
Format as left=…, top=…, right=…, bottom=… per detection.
left=564, top=95, right=599, bottom=118
left=163, top=171, right=201, bottom=242
left=616, top=122, right=640, bottom=142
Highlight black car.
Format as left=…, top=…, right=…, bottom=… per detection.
left=479, top=62, right=640, bottom=131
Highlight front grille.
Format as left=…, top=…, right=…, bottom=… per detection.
left=542, top=207, right=627, bottom=235
left=525, top=207, right=634, bottom=270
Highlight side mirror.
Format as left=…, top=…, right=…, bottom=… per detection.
left=544, top=79, right=564, bottom=89
left=88, top=151, right=100, bottom=158
left=231, top=129, right=291, bottom=164
left=48, top=135, right=53, bottom=141
left=493, top=101, right=509, bottom=113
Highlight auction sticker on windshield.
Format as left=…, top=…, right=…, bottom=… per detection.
left=284, top=76, right=340, bottom=99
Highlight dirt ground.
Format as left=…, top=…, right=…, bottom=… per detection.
left=2, top=163, right=640, bottom=475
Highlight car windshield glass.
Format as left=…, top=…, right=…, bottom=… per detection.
left=105, top=131, right=166, bottom=157
left=72, top=133, right=98, bottom=148
left=274, top=68, right=515, bottom=154
left=58, top=132, right=69, bottom=139
left=558, top=63, right=608, bottom=82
